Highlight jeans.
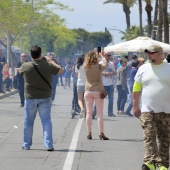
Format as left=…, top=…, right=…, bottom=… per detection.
left=58, top=74, right=64, bottom=86
left=0, top=72, right=3, bottom=91
left=104, top=85, right=114, bottom=116
left=125, top=93, right=133, bottom=115
left=23, top=97, right=53, bottom=149
left=52, top=75, right=58, bottom=101
left=72, top=82, right=79, bottom=110
left=127, top=79, right=131, bottom=102
left=3, top=78, right=12, bottom=89
left=17, top=79, right=25, bottom=105
left=117, top=85, right=127, bottom=111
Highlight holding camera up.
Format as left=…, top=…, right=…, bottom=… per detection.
left=84, top=50, right=109, bottom=140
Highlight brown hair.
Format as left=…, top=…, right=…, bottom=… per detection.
left=84, top=50, right=98, bottom=68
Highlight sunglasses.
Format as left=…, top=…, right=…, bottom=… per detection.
left=105, top=54, right=111, bottom=57
left=21, top=56, right=26, bottom=57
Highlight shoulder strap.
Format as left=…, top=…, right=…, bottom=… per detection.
left=32, top=63, right=52, bottom=89
left=99, top=64, right=101, bottom=70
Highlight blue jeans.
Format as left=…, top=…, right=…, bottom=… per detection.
left=23, top=97, right=53, bottom=149
left=127, top=79, right=131, bottom=102
left=104, top=85, right=114, bottom=116
left=52, top=75, right=58, bottom=101
left=117, top=85, right=127, bottom=111
left=125, top=93, right=133, bottom=115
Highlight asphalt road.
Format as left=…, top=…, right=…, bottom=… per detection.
left=0, top=86, right=144, bottom=170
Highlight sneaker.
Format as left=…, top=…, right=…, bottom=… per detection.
left=22, top=146, right=30, bottom=150
left=126, top=113, right=133, bottom=117
left=117, top=111, right=120, bottom=115
left=75, top=107, right=81, bottom=113
left=47, top=148, right=54, bottom=151
left=142, top=163, right=156, bottom=170
left=20, top=104, right=24, bottom=107
left=0, top=90, right=6, bottom=93
left=159, top=166, right=168, bottom=170
left=71, top=109, right=76, bottom=119
left=119, top=111, right=125, bottom=115
left=79, top=109, right=84, bottom=119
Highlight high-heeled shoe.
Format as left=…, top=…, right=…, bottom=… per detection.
left=87, top=132, right=92, bottom=140
left=99, top=133, right=109, bottom=140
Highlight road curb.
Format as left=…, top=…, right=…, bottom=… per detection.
left=0, top=89, right=18, bottom=100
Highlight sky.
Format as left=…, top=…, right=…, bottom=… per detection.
left=55, top=0, right=150, bottom=44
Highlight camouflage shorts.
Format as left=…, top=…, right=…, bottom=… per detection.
left=139, top=112, right=170, bottom=168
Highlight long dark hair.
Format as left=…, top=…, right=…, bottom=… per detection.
left=77, top=56, right=84, bottom=69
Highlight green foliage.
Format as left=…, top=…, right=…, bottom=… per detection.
left=72, top=28, right=112, bottom=54
left=121, top=25, right=140, bottom=40
left=103, top=0, right=136, bottom=7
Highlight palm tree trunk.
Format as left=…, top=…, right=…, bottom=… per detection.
left=162, top=0, right=169, bottom=43
left=138, top=0, right=143, bottom=36
left=152, top=0, right=158, bottom=40
left=123, top=4, right=131, bottom=29
left=157, top=0, right=163, bottom=41
left=145, top=1, right=153, bottom=37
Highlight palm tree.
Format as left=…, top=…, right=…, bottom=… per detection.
left=152, top=0, right=158, bottom=40
left=138, top=0, right=143, bottom=36
left=103, top=0, right=136, bottom=29
left=121, top=25, right=140, bottom=40
left=145, top=0, right=153, bottom=37
left=161, top=0, right=169, bottom=43
left=157, top=0, right=163, bottom=41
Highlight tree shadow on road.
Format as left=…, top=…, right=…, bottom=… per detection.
left=56, top=149, right=102, bottom=153
left=109, top=138, right=143, bottom=142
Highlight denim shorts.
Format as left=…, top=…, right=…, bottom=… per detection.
left=77, top=85, right=85, bottom=92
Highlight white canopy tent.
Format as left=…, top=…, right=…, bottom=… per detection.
left=104, top=37, right=170, bottom=53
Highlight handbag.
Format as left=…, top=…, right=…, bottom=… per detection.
left=98, top=64, right=108, bottom=99
left=100, top=91, right=107, bottom=99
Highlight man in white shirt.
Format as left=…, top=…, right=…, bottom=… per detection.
left=101, top=53, right=115, bottom=117
left=133, top=44, right=170, bottom=170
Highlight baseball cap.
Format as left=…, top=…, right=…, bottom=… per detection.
left=144, top=44, right=163, bottom=52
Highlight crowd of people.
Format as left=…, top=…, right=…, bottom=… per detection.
left=0, top=44, right=170, bottom=170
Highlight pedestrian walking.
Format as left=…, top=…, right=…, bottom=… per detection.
left=116, top=57, right=128, bottom=115
left=71, top=58, right=80, bottom=118
left=84, top=50, right=109, bottom=140
left=133, top=44, right=170, bottom=170
left=75, top=56, right=86, bottom=118
left=18, top=45, right=63, bottom=151
left=0, top=49, right=6, bottom=93
left=101, top=52, right=115, bottom=117
left=49, top=54, right=59, bottom=105
left=125, top=61, right=139, bottom=117
left=16, top=53, right=27, bottom=107
left=56, top=58, right=64, bottom=86
left=126, top=55, right=138, bottom=102
left=64, top=62, right=72, bottom=89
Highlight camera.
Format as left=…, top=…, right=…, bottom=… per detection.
left=97, top=47, right=101, bottom=53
